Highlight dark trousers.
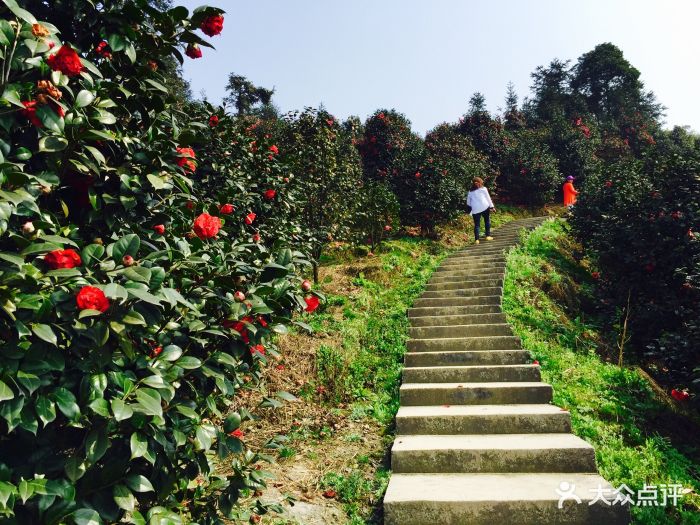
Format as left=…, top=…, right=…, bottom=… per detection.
left=473, top=209, right=491, bottom=240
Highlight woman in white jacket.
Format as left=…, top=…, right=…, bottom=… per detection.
left=467, top=177, right=496, bottom=244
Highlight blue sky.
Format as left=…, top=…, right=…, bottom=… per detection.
left=178, top=0, right=700, bottom=135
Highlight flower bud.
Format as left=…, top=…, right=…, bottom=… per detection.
left=234, top=291, right=246, bottom=302
left=22, top=221, right=35, bottom=235
left=123, top=255, right=135, bottom=266
left=301, top=280, right=312, bottom=292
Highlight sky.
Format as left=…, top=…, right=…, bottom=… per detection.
left=177, top=0, right=700, bottom=135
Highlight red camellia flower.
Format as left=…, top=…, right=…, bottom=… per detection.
left=245, top=212, right=256, bottom=225
left=276, top=364, right=285, bottom=371
left=22, top=101, right=43, bottom=127
left=326, top=118, right=334, bottom=126
left=591, top=271, right=600, bottom=280
left=264, top=189, right=276, bottom=200
left=209, top=115, right=219, bottom=127
left=268, top=145, right=279, bottom=155
left=186, top=200, right=195, bottom=210
left=384, top=225, right=392, bottom=232
left=229, top=428, right=244, bottom=438
left=200, top=14, right=224, bottom=36
left=185, top=43, right=202, bottom=59
left=176, top=146, right=196, bottom=173
left=304, top=295, right=320, bottom=313
left=219, top=203, right=234, bottom=214
left=153, top=224, right=165, bottom=235
left=250, top=344, right=265, bottom=356
left=193, top=213, right=222, bottom=239
left=671, top=389, right=689, bottom=401
left=45, top=249, right=82, bottom=269
left=76, top=286, right=109, bottom=312
left=252, top=233, right=261, bottom=243
left=604, top=181, right=613, bottom=188
left=532, top=360, right=540, bottom=365
left=414, top=172, right=421, bottom=179
left=323, top=489, right=337, bottom=499
left=257, top=316, right=268, bottom=328
left=223, top=315, right=253, bottom=343
left=46, top=46, right=84, bottom=76
left=151, top=346, right=163, bottom=358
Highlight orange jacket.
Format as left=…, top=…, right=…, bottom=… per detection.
left=563, top=181, right=579, bottom=206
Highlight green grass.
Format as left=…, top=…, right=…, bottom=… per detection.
left=503, top=219, right=700, bottom=525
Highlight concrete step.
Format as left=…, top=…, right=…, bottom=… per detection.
left=391, top=433, right=597, bottom=473
left=413, top=296, right=501, bottom=308
left=395, top=404, right=571, bottom=434
left=409, top=312, right=507, bottom=326
left=403, top=364, right=540, bottom=383
left=407, top=335, right=521, bottom=352
left=444, top=254, right=507, bottom=262
left=437, top=261, right=507, bottom=271
left=429, top=270, right=505, bottom=283
left=421, top=286, right=503, bottom=299
left=408, top=305, right=502, bottom=318
left=400, top=382, right=552, bottom=405
left=431, top=267, right=505, bottom=278
left=383, top=472, right=629, bottom=525
left=425, top=278, right=504, bottom=291
left=409, top=323, right=512, bottom=339
left=404, top=349, right=530, bottom=367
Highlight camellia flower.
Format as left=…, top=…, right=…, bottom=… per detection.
left=176, top=146, right=196, bottom=173
left=76, top=286, right=109, bottom=312
left=304, top=295, right=320, bottom=313
left=45, top=249, right=82, bottom=269
left=185, top=43, right=202, bottom=59
left=219, top=203, right=234, bottom=214
left=32, top=23, right=50, bottom=37
left=229, top=428, right=243, bottom=438
left=46, top=46, right=84, bottom=76
left=193, top=213, right=222, bottom=239
left=200, top=14, right=224, bottom=36
left=604, top=181, right=613, bottom=188
left=414, top=172, right=421, bottom=179
left=264, top=189, right=276, bottom=200
left=250, top=344, right=265, bottom=356
left=95, top=40, right=111, bottom=59
left=268, top=145, right=279, bottom=155
left=245, top=212, right=256, bottom=225
left=186, top=200, right=195, bottom=210
left=671, top=389, right=689, bottom=401
left=21, top=101, right=43, bottom=127
left=223, top=316, right=253, bottom=343
left=252, top=233, right=261, bottom=243
left=591, top=271, right=600, bottom=280
left=153, top=224, right=165, bottom=235
left=209, top=115, right=219, bottom=127
left=257, top=316, right=268, bottom=328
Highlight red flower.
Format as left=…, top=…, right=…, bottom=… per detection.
left=415, top=172, right=421, bottom=179
left=200, top=14, right=224, bottom=36
left=209, top=115, right=219, bottom=127
left=323, top=489, right=337, bottom=499
left=245, top=212, right=256, bottom=225
left=268, top=145, right=279, bottom=155
left=176, top=146, right=196, bottom=173
left=151, top=346, right=163, bottom=358
left=532, top=360, right=540, bottom=365
left=76, top=286, right=109, bottom=312
left=304, top=295, right=320, bottom=313
left=193, top=213, right=222, bottom=239
left=229, top=428, right=244, bottom=438
left=258, top=316, right=268, bottom=328
left=45, top=249, right=82, bottom=269
left=250, top=344, right=265, bottom=356
left=671, top=389, right=689, bottom=401
left=223, top=316, right=253, bottom=343
left=153, top=224, right=165, bottom=235
left=21, top=101, right=43, bottom=127
left=219, top=203, right=234, bottom=214
left=264, top=189, right=276, bottom=200
left=276, top=364, right=285, bottom=371
left=326, top=118, right=334, bottom=126
left=384, top=225, right=392, bottom=232
left=186, top=200, right=195, bottom=210
left=46, top=46, right=83, bottom=76
left=378, top=113, right=385, bottom=120
left=95, top=40, right=111, bottom=59
left=604, top=181, right=613, bottom=188
left=185, top=43, right=202, bottom=59
left=591, top=271, right=600, bottom=280
left=252, top=233, right=261, bottom=243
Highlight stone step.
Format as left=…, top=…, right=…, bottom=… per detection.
left=404, top=349, right=530, bottom=367
left=413, top=296, right=501, bottom=308
left=429, top=269, right=505, bottom=283
left=395, top=404, right=571, bottom=434
left=408, top=305, right=502, bottom=318
left=444, top=253, right=507, bottom=262
left=403, top=364, right=540, bottom=383
left=437, top=261, right=507, bottom=271
left=431, top=267, right=506, bottom=277
left=425, top=278, right=504, bottom=291
left=390, top=433, right=597, bottom=473
left=409, top=323, right=512, bottom=339
left=409, top=312, right=507, bottom=326
left=407, top=335, right=521, bottom=352
left=400, top=382, right=552, bottom=405
left=421, top=286, right=503, bottom=299
left=383, top=473, right=629, bottom=525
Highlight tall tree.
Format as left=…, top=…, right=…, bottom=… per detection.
left=468, top=92, right=488, bottom=115
left=504, top=81, right=525, bottom=130
left=224, top=74, right=275, bottom=115
left=529, top=58, right=575, bottom=122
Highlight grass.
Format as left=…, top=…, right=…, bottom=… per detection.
left=503, top=218, right=700, bottom=525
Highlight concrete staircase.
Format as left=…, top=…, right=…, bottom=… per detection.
left=383, top=218, right=629, bottom=525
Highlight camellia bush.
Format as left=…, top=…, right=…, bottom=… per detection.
left=0, top=2, right=319, bottom=523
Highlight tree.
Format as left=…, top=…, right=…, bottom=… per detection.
left=468, top=92, right=487, bottom=115
left=529, top=58, right=575, bottom=122
left=224, top=74, right=275, bottom=115
left=504, top=81, right=525, bottom=131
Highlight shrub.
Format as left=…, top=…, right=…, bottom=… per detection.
left=0, top=2, right=315, bottom=522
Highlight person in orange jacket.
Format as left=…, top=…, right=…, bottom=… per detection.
left=563, top=176, right=579, bottom=208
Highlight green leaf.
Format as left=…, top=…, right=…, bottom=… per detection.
left=88, top=398, right=110, bottom=417
left=125, top=474, right=154, bottom=493
left=122, top=310, right=146, bottom=326
left=111, top=399, right=133, bottom=422
left=52, top=387, right=80, bottom=419
left=36, top=105, right=64, bottom=133
left=39, top=135, right=68, bottom=152
left=85, top=145, right=105, bottom=165
left=0, top=253, right=24, bottom=267
left=130, top=432, right=147, bottom=459
left=135, top=388, right=162, bottom=417
left=175, top=356, right=201, bottom=369
left=145, top=79, right=168, bottom=92
left=126, top=287, right=162, bottom=306
left=64, top=456, right=86, bottom=483
left=125, top=43, right=136, bottom=63
left=15, top=147, right=32, bottom=160
left=35, top=395, right=56, bottom=426
left=146, top=173, right=167, bottom=190
left=276, top=391, right=298, bottom=402
left=73, top=508, right=102, bottom=525
left=113, top=484, right=135, bottom=511
left=0, top=379, right=14, bottom=401
left=194, top=425, right=214, bottom=450
left=85, top=427, right=109, bottom=463
left=107, top=34, right=126, bottom=52
left=124, top=266, right=151, bottom=284
left=17, top=370, right=41, bottom=395
left=160, top=345, right=182, bottom=362
left=32, top=323, right=57, bottom=345
left=18, top=479, right=33, bottom=504
left=3, top=0, right=37, bottom=24
left=45, top=268, right=82, bottom=278
left=75, top=90, right=95, bottom=108
left=81, top=244, right=104, bottom=266
left=113, top=234, right=140, bottom=262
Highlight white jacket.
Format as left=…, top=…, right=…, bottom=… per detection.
left=467, top=187, right=494, bottom=215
